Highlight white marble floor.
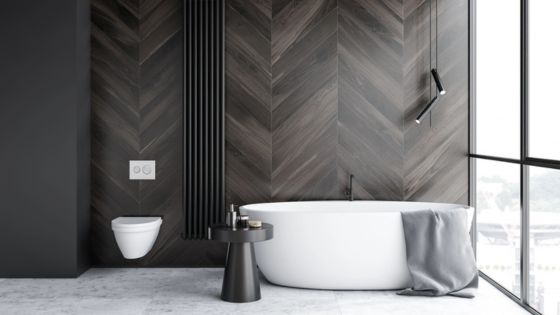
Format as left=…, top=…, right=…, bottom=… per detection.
left=0, top=268, right=529, bottom=315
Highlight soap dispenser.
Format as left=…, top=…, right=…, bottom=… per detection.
left=226, top=204, right=237, bottom=229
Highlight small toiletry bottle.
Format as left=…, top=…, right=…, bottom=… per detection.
left=238, top=215, right=249, bottom=229
left=226, top=204, right=237, bottom=229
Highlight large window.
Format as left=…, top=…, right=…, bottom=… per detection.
left=475, top=0, right=519, bottom=159
left=472, top=1, right=560, bottom=314
left=476, top=160, right=521, bottom=296
left=529, top=1, right=560, bottom=161
left=529, top=167, right=560, bottom=314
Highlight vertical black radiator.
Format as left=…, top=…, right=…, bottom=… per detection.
left=183, top=0, right=225, bottom=240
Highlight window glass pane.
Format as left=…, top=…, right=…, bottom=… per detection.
left=475, top=0, right=520, bottom=158
left=529, top=166, right=560, bottom=315
left=476, top=159, right=521, bottom=296
left=529, top=1, right=560, bottom=160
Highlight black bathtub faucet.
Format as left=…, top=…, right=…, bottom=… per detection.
left=345, top=174, right=354, bottom=201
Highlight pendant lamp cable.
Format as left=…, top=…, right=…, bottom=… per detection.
left=436, top=0, right=438, bottom=70
left=429, top=0, right=433, bottom=127
left=415, top=0, right=445, bottom=125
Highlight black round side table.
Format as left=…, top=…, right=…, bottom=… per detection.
left=210, top=223, right=273, bottom=303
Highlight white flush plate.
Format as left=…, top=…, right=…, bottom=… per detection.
left=129, top=160, right=156, bottom=180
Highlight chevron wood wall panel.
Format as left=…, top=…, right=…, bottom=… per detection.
left=403, top=0, right=469, bottom=204
left=225, top=0, right=272, bottom=206
left=91, top=0, right=226, bottom=266
left=238, top=0, right=467, bottom=204
left=271, top=0, right=339, bottom=201
left=91, top=0, right=468, bottom=267
left=337, top=0, right=405, bottom=201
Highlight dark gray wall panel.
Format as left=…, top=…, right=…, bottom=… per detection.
left=0, top=0, right=90, bottom=277
left=77, top=0, right=93, bottom=275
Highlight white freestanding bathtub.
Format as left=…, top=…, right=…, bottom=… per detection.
left=240, top=201, right=474, bottom=290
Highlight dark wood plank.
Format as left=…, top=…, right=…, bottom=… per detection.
left=225, top=0, right=273, bottom=206
left=271, top=0, right=339, bottom=201
left=337, top=0, right=404, bottom=200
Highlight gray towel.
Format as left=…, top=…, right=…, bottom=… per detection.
left=398, top=208, right=478, bottom=298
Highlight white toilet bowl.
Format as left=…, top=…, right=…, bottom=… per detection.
left=111, top=216, right=162, bottom=259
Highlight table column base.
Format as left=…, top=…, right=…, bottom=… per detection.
left=221, top=242, right=260, bottom=303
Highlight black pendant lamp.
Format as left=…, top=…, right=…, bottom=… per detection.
left=416, top=0, right=445, bottom=124
left=431, top=69, right=446, bottom=95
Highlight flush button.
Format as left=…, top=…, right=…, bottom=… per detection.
left=142, top=165, right=152, bottom=175
left=129, top=160, right=156, bottom=180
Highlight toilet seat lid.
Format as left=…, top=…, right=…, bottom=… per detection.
left=112, top=217, right=162, bottom=231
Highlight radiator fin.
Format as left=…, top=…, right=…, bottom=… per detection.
left=184, top=0, right=225, bottom=240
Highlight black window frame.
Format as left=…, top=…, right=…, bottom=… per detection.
left=469, top=1, right=560, bottom=314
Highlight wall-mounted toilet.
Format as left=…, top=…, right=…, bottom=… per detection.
left=111, top=217, right=162, bottom=259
